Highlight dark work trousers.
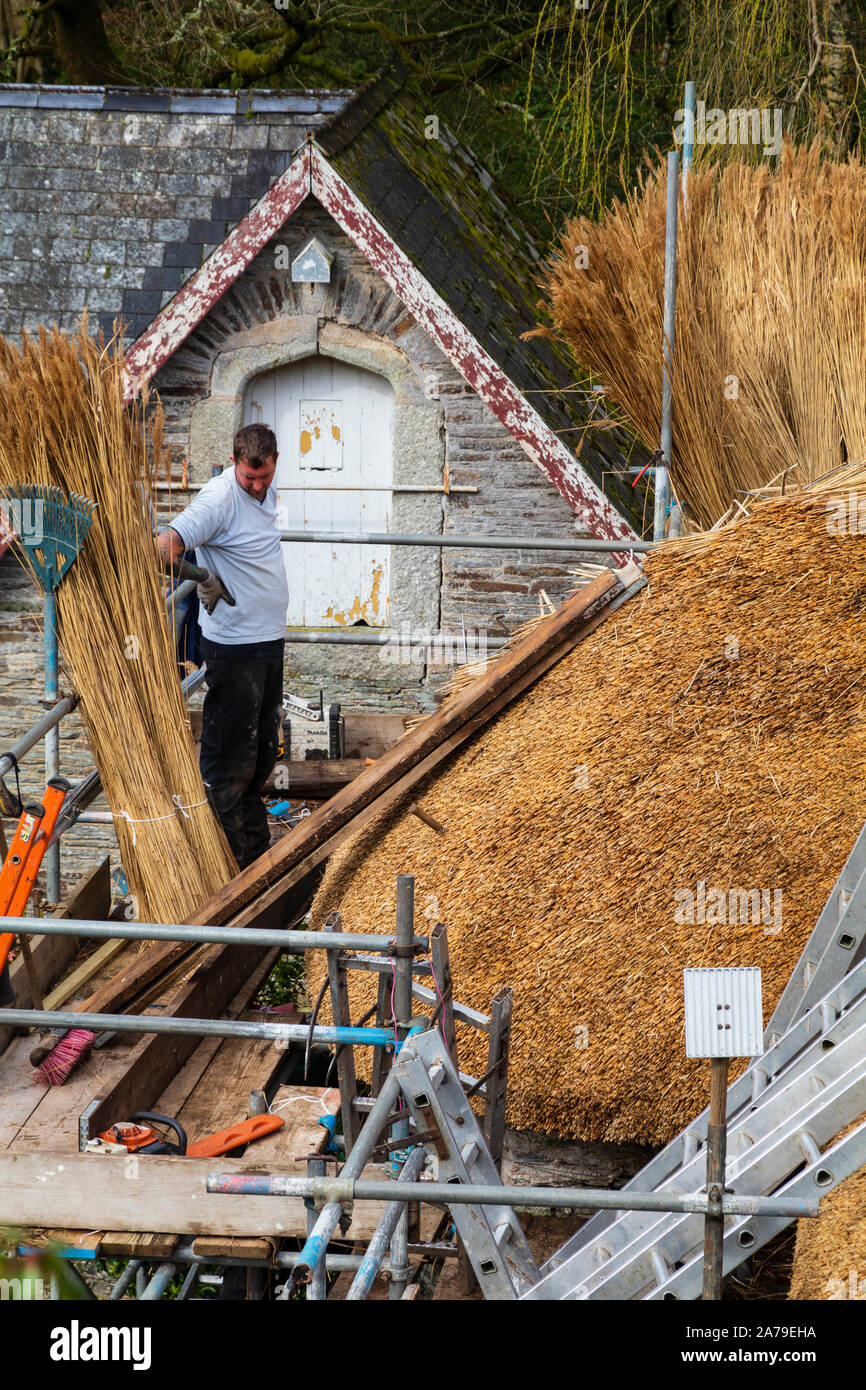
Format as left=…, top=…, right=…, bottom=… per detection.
left=199, top=636, right=284, bottom=871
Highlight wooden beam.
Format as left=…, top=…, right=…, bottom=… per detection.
left=61, top=572, right=640, bottom=1038
left=209, top=564, right=636, bottom=934
left=0, top=855, right=111, bottom=1057
left=42, top=937, right=127, bottom=1011
left=3, top=1151, right=433, bottom=1240
left=262, top=758, right=367, bottom=797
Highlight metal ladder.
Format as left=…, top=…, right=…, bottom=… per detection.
left=527, top=826, right=866, bottom=1300
left=767, top=819, right=866, bottom=1041
left=524, top=993, right=866, bottom=1298
left=392, top=1028, right=540, bottom=1299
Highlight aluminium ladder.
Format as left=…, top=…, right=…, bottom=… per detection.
left=391, top=1028, right=541, bottom=1299
left=526, top=822, right=866, bottom=1300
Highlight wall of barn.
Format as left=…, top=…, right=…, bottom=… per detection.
left=152, top=200, right=600, bottom=713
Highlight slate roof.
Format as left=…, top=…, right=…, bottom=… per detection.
left=0, top=82, right=349, bottom=343
left=0, top=69, right=641, bottom=527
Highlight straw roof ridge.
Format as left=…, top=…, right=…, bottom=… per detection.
left=308, top=488, right=866, bottom=1145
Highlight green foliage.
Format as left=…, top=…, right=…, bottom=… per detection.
left=255, top=950, right=306, bottom=1007
left=3, top=1, right=864, bottom=241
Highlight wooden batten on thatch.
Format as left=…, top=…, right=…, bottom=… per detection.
left=308, top=478, right=866, bottom=1146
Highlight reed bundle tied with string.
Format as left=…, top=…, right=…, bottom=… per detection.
left=0, top=318, right=237, bottom=922
left=534, top=142, right=866, bottom=530
left=306, top=472, right=866, bottom=1145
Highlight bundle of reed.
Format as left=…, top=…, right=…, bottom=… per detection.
left=0, top=318, right=237, bottom=922
left=788, top=1116, right=866, bottom=1300
left=534, top=143, right=866, bottom=529
left=306, top=475, right=866, bottom=1145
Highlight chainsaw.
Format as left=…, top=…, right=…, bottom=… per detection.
left=84, top=1110, right=283, bottom=1157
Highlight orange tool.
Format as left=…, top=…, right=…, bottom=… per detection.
left=0, top=802, right=45, bottom=914
left=187, top=1114, right=283, bottom=1157
left=94, top=1112, right=284, bottom=1157
left=0, top=779, right=69, bottom=974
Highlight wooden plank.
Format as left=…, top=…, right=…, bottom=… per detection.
left=262, top=759, right=366, bottom=797
left=342, top=712, right=410, bottom=761
left=99, top=1232, right=179, bottom=1259
left=0, top=855, right=111, bottom=1056
left=0, top=1152, right=429, bottom=1239
left=81, top=934, right=283, bottom=1142
left=28, top=1229, right=104, bottom=1255
left=190, top=1235, right=274, bottom=1261
left=249, top=1085, right=340, bottom=1163
left=175, top=1011, right=283, bottom=1142
left=56, top=855, right=112, bottom=924
left=42, top=937, right=127, bottom=1011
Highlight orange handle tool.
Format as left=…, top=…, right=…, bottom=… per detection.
left=7, top=780, right=69, bottom=917
left=0, top=803, right=45, bottom=914
left=187, top=1113, right=284, bottom=1158
left=0, top=780, right=70, bottom=974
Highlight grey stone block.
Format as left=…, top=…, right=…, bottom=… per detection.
left=126, top=241, right=171, bottom=268
left=58, top=190, right=100, bottom=213
left=151, top=217, right=189, bottom=240
left=156, top=172, right=197, bottom=195
left=0, top=262, right=32, bottom=284
left=163, top=241, right=198, bottom=268
left=230, top=121, right=270, bottom=149
left=172, top=196, right=213, bottom=219
left=2, top=211, right=39, bottom=236
left=122, top=288, right=164, bottom=316
left=187, top=218, right=225, bottom=244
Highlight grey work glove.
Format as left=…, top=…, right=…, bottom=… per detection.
left=196, top=570, right=234, bottom=614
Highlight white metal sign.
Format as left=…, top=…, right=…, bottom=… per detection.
left=683, top=967, right=763, bottom=1058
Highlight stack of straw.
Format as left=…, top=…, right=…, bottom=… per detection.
left=535, top=143, right=866, bottom=529
left=307, top=473, right=866, bottom=1145
left=0, top=319, right=237, bottom=922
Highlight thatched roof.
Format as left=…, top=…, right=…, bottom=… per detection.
left=309, top=485, right=866, bottom=1145
left=789, top=1118, right=866, bottom=1300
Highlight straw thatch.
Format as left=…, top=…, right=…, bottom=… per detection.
left=308, top=480, right=866, bottom=1145
left=0, top=319, right=237, bottom=921
left=535, top=143, right=866, bottom=529
left=789, top=1118, right=866, bottom=1301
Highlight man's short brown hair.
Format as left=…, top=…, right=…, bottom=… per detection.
left=233, top=423, right=277, bottom=467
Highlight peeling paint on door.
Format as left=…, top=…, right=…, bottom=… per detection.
left=299, top=400, right=342, bottom=471
left=243, top=358, right=393, bottom=627
left=323, top=561, right=385, bottom=626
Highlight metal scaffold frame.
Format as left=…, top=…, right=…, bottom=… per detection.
left=5, top=865, right=850, bottom=1303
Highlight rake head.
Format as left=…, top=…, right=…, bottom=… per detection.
left=1, top=484, right=95, bottom=592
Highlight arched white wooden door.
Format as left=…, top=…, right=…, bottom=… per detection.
left=243, top=358, right=393, bottom=628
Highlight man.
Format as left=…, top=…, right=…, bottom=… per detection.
left=156, top=423, right=288, bottom=870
